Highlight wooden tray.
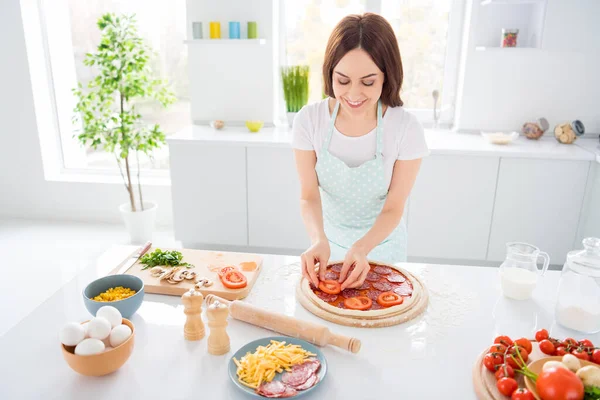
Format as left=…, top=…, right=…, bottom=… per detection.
left=472, top=342, right=546, bottom=400
left=110, top=247, right=263, bottom=301
left=296, top=263, right=428, bottom=328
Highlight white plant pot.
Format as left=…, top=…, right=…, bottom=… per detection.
left=287, top=112, right=297, bottom=127
left=119, top=201, right=157, bottom=244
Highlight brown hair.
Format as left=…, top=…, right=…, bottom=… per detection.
left=323, top=13, right=403, bottom=107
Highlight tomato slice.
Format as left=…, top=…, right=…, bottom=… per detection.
left=218, top=266, right=237, bottom=278
left=376, top=292, right=404, bottom=307
left=221, top=270, right=247, bottom=289
left=318, top=280, right=341, bottom=295
left=343, top=296, right=372, bottom=310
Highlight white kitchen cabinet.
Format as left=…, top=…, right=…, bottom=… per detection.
left=169, top=143, right=248, bottom=247
left=487, top=158, right=590, bottom=264
left=408, top=155, right=500, bottom=260
left=247, top=147, right=310, bottom=251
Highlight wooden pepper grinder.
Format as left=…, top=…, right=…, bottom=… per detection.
left=207, top=300, right=230, bottom=355
left=181, top=288, right=205, bottom=341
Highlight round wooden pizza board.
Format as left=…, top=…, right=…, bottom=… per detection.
left=472, top=342, right=546, bottom=400
left=296, top=262, right=428, bottom=328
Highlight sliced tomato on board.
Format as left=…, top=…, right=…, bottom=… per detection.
left=318, top=280, right=341, bottom=295
left=343, top=296, right=372, bottom=311
left=221, top=270, right=247, bottom=289
left=376, top=292, right=404, bottom=307
left=218, top=266, right=237, bottom=278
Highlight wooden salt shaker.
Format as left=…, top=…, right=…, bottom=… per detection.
left=182, top=288, right=205, bottom=341
left=207, top=300, right=230, bottom=355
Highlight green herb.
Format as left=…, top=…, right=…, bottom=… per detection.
left=585, top=386, right=600, bottom=400
left=281, top=65, right=309, bottom=113
left=139, top=249, right=194, bottom=270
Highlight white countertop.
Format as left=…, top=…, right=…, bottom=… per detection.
left=168, top=125, right=599, bottom=161
left=2, top=246, right=599, bottom=399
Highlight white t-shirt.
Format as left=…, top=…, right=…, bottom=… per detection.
left=292, top=98, right=430, bottom=189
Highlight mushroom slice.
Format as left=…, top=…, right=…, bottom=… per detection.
left=170, top=268, right=186, bottom=283
left=159, top=267, right=179, bottom=282
left=150, top=266, right=166, bottom=277
left=194, top=277, right=214, bottom=289
left=182, top=270, right=197, bottom=280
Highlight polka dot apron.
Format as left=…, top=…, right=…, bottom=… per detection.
left=315, top=100, right=407, bottom=263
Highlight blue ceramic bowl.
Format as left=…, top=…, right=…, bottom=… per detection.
left=228, top=336, right=327, bottom=398
left=83, top=275, right=144, bottom=319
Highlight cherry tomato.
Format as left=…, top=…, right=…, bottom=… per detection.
left=495, top=364, right=515, bottom=381
left=579, top=339, right=594, bottom=349
left=494, top=335, right=514, bottom=347
left=318, top=280, right=341, bottom=295
left=514, top=338, right=533, bottom=354
left=343, top=296, right=372, bottom=311
left=511, top=388, right=535, bottom=400
left=563, top=337, right=578, bottom=348
left=484, top=352, right=504, bottom=372
left=490, top=344, right=507, bottom=354
left=376, top=292, right=404, bottom=307
left=535, top=329, right=549, bottom=342
left=539, top=339, right=556, bottom=356
left=221, top=270, right=247, bottom=289
left=507, top=346, right=528, bottom=369
left=592, top=349, right=600, bottom=365
left=497, top=377, right=518, bottom=396
left=536, top=367, right=583, bottom=400
left=555, top=346, right=568, bottom=356
left=572, top=349, right=590, bottom=361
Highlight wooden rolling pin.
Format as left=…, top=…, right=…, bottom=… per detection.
left=205, top=295, right=361, bottom=354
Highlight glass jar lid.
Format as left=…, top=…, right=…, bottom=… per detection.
left=566, top=237, right=600, bottom=276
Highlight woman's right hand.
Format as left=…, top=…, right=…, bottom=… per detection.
left=301, top=240, right=330, bottom=287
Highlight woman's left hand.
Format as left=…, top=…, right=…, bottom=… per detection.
left=339, top=245, right=370, bottom=290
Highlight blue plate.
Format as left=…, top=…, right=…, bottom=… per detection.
left=228, top=336, right=327, bottom=398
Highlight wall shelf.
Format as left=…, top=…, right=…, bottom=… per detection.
left=184, top=39, right=267, bottom=45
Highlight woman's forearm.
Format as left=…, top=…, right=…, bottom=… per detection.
left=355, top=207, right=404, bottom=253
left=300, top=198, right=327, bottom=244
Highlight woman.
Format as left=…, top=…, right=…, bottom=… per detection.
left=292, top=13, right=429, bottom=291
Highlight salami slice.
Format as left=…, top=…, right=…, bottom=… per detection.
left=282, top=364, right=313, bottom=387
left=366, top=290, right=382, bottom=301
left=302, top=359, right=321, bottom=375
left=280, top=387, right=298, bottom=398
left=330, top=264, right=343, bottom=273
left=373, top=281, right=393, bottom=292
left=357, top=281, right=371, bottom=290
left=324, top=271, right=339, bottom=281
left=365, top=271, right=380, bottom=282
left=257, top=380, right=287, bottom=397
left=315, top=291, right=337, bottom=302
left=294, top=374, right=318, bottom=391
left=393, top=282, right=413, bottom=296
left=387, top=273, right=406, bottom=283
left=373, top=265, right=392, bottom=275
left=340, top=288, right=361, bottom=298
left=337, top=302, right=346, bottom=309
left=370, top=302, right=383, bottom=310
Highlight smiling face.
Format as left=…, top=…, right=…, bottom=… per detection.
left=332, top=48, right=384, bottom=115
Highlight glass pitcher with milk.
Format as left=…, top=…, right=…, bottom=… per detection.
left=499, top=242, right=550, bottom=300
left=555, top=237, right=600, bottom=333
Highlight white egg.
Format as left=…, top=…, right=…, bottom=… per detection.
left=86, top=317, right=111, bottom=340
left=96, top=306, right=122, bottom=328
left=109, top=324, right=132, bottom=348
left=81, top=322, right=90, bottom=338
left=59, top=322, right=85, bottom=346
left=74, top=338, right=105, bottom=356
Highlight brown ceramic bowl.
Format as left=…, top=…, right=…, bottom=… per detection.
left=61, top=318, right=135, bottom=376
left=524, top=356, right=597, bottom=400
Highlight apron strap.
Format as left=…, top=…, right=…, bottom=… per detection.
left=375, top=101, right=384, bottom=156
left=322, top=101, right=340, bottom=151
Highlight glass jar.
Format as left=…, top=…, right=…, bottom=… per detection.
left=501, top=29, right=519, bottom=48
left=555, top=237, right=600, bottom=333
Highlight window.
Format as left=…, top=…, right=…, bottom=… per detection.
left=41, top=0, right=189, bottom=172
left=284, top=0, right=462, bottom=122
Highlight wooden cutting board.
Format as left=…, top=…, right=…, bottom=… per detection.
left=110, top=247, right=263, bottom=301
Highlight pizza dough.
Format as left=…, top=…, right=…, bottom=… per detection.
left=297, top=260, right=427, bottom=325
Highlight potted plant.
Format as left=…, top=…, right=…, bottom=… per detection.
left=73, top=13, right=175, bottom=244
left=281, top=65, right=309, bottom=127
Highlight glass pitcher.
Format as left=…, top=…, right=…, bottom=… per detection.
left=555, top=237, right=600, bottom=333
left=499, top=242, right=550, bottom=300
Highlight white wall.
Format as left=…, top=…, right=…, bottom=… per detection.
left=0, top=0, right=173, bottom=227
left=456, top=0, right=600, bottom=133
